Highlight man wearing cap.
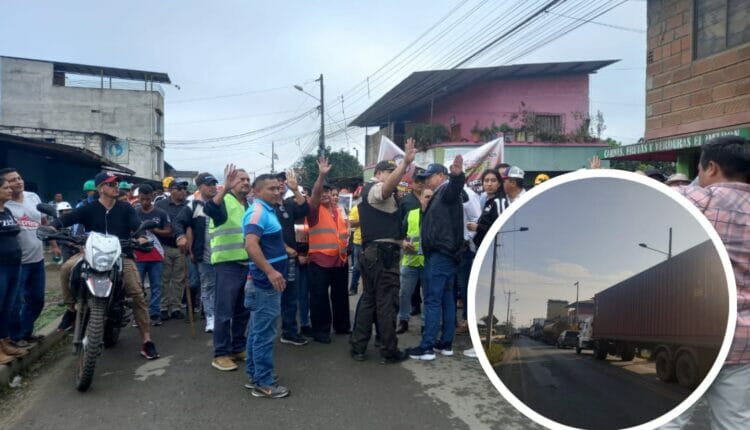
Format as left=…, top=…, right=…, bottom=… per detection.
left=56, top=171, right=159, bottom=359
left=175, top=172, right=219, bottom=333
left=350, top=138, right=416, bottom=363
left=204, top=164, right=252, bottom=371
left=406, top=154, right=465, bottom=361
left=500, top=166, right=527, bottom=211
left=306, top=157, right=351, bottom=344
left=666, top=173, right=691, bottom=187
left=271, top=170, right=309, bottom=346
left=155, top=179, right=189, bottom=320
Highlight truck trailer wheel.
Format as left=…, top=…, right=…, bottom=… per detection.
left=576, top=346, right=582, bottom=354
left=594, top=342, right=607, bottom=360
left=655, top=350, right=676, bottom=382
left=675, top=352, right=700, bottom=389
left=620, top=345, right=636, bottom=362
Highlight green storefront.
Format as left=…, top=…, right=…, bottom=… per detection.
left=601, top=127, right=750, bottom=177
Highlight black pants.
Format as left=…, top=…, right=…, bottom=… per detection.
left=350, top=242, right=400, bottom=357
left=308, top=263, right=350, bottom=338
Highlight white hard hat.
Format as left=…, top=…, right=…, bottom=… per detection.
left=56, top=201, right=73, bottom=211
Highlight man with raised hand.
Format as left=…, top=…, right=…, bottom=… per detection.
left=242, top=174, right=290, bottom=399
left=350, top=138, right=416, bottom=364
left=204, top=164, right=251, bottom=371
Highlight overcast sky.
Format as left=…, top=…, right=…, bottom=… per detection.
left=0, top=0, right=646, bottom=177
left=473, top=177, right=715, bottom=327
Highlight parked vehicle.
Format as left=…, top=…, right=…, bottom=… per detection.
left=36, top=204, right=155, bottom=392
left=542, top=319, right=571, bottom=345
left=576, top=317, right=593, bottom=354
left=557, top=330, right=579, bottom=349
left=589, top=240, right=728, bottom=389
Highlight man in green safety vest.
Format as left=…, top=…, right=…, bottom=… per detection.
left=396, top=188, right=433, bottom=334
left=204, top=163, right=251, bottom=372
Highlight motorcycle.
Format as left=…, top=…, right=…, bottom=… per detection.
left=36, top=203, right=155, bottom=392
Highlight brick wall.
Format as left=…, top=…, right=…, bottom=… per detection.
left=646, top=0, right=750, bottom=140
left=0, top=125, right=107, bottom=154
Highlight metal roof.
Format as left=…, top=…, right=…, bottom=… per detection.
left=350, top=60, right=619, bottom=127
left=0, top=132, right=134, bottom=174
left=0, top=55, right=171, bottom=83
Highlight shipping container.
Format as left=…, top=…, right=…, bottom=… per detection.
left=590, top=240, right=728, bottom=388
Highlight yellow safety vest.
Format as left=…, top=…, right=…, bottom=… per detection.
left=401, top=208, right=424, bottom=267
left=209, top=193, right=249, bottom=264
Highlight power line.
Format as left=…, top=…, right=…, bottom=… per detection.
left=543, top=9, right=645, bottom=33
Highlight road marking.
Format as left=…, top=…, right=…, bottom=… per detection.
left=134, top=355, right=172, bottom=381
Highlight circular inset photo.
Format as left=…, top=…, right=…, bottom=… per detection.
left=467, top=170, right=736, bottom=430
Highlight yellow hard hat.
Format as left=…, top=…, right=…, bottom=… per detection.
left=534, top=173, right=550, bottom=185
left=162, top=176, right=174, bottom=189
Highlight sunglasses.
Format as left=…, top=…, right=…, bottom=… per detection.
left=171, top=186, right=187, bottom=191
left=103, top=182, right=119, bottom=188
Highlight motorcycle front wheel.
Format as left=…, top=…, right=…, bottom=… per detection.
left=74, top=297, right=107, bottom=392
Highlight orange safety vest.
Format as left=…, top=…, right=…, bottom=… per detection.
left=308, top=205, right=348, bottom=262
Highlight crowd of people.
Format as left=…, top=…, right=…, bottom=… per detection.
left=0, top=136, right=747, bottom=411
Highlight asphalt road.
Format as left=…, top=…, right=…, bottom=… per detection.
left=495, top=337, right=711, bottom=429
left=0, top=298, right=539, bottom=430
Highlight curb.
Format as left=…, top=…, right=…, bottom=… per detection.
left=0, top=315, right=67, bottom=388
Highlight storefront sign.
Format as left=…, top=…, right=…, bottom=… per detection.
left=602, top=127, right=749, bottom=159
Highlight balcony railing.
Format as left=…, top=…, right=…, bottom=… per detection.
left=60, top=77, right=165, bottom=97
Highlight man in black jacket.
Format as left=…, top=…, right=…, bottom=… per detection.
left=175, top=172, right=218, bottom=332
left=407, top=155, right=465, bottom=361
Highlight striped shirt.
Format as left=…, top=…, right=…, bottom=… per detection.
left=679, top=182, right=750, bottom=365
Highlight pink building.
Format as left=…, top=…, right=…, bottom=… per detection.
left=352, top=60, right=617, bottom=179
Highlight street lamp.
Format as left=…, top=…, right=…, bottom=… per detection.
left=638, top=227, right=672, bottom=259
left=294, top=74, right=325, bottom=156
left=259, top=141, right=278, bottom=173
left=486, top=227, right=529, bottom=350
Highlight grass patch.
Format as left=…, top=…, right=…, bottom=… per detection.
left=484, top=343, right=504, bottom=365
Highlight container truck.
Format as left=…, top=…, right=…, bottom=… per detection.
left=587, top=240, right=728, bottom=389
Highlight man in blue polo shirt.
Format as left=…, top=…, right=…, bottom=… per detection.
left=242, top=173, right=290, bottom=399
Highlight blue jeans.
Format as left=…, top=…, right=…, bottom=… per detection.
left=0, top=263, right=21, bottom=339
left=137, top=261, right=163, bottom=317
left=457, top=249, right=475, bottom=321
left=297, top=264, right=310, bottom=327
left=399, top=265, right=423, bottom=322
left=245, top=279, right=282, bottom=387
left=419, top=252, right=457, bottom=350
left=197, top=262, right=216, bottom=319
left=280, top=259, right=299, bottom=338
left=349, top=244, right=362, bottom=292
left=9, top=260, right=46, bottom=341
left=213, top=262, right=250, bottom=356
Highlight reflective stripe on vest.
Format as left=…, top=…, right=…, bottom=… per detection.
left=401, top=208, right=424, bottom=267
left=308, top=205, right=348, bottom=262
left=209, top=194, right=249, bottom=264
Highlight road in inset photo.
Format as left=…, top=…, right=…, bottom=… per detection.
left=472, top=176, right=730, bottom=430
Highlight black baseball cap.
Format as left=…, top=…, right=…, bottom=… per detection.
left=169, top=180, right=189, bottom=189
left=275, top=171, right=287, bottom=181
left=375, top=160, right=397, bottom=173
left=94, top=171, right=119, bottom=186
left=416, top=163, right=448, bottom=179
left=195, top=172, right=218, bottom=186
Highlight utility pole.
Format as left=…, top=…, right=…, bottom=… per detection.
left=271, top=141, right=275, bottom=174
left=668, top=227, right=672, bottom=259
left=505, top=290, right=515, bottom=338
left=574, top=281, right=579, bottom=326
left=318, top=73, right=325, bottom=156
left=486, top=236, right=498, bottom=350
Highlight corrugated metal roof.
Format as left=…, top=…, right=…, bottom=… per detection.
left=0, top=55, right=171, bottom=83
left=350, top=60, right=618, bottom=127
left=0, top=132, right=134, bottom=174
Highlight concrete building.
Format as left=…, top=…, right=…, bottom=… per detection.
left=546, top=299, right=570, bottom=321
left=603, top=0, right=750, bottom=175
left=0, top=56, right=171, bottom=180
left=351, top=60, right=616, bottom=182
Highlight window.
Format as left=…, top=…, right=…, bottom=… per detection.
left=535, top=114, right=562, bottom=135
left=695, top=0, right=750, bottom=59
left=154, top=109, right=164, bottom=135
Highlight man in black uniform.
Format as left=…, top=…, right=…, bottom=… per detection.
left=350, top=138, right=416, bottom=363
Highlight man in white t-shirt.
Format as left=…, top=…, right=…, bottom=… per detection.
left=0, top=168, right=57, bottom=347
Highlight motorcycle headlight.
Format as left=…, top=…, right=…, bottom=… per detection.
left=92, top=249, right=118, bottom=272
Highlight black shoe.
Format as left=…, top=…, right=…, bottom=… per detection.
left=171, top=310, right=185, bottom=320
left=24, top=334, right=45, bottom=343
left=300, top=326, right=313, bottom=337
left=381, top=349, right=409, bottom=365
left=313, top=336, right=331, bottom=344
left=280, top=334, right=309, bottom=346
left=335, top=330, right=351, bottom=335
left=160, top=310, right=171, bottom=321
left=410, top=308, right=421, bottom=316
left=396, top=320, right=408, bottom=334
left=140, top=341, right=160, bottom=360
left=57, top=310, right=76, bottom=332
left=350, top=350, right=366, bottom=361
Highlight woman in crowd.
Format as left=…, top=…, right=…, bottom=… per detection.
left=467, top=168, right=503, bottom=248
left=0, top=175, right=26, bottom=363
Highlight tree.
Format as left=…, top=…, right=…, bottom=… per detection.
left=592, top=110, right=606, bottom=139
left=296, top=147, right=363, bottom=188
left=606, top=138, right=676, bottom=174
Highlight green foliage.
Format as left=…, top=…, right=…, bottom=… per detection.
left=407, top=123, right=449, bottom=150
left=605, top=139, right=676, bottom=173
left=296, top=148, right=363, bottom=187
left=484, top=343, right=504, bottom=365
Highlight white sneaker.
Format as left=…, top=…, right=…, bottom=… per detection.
left=463, top=348, right=477, bottom=358
left=205, top=316, right=214, bottom=333
left=435, top=347, right=454, bottom=356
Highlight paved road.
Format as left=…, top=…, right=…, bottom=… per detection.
left=495, top=337, right=710, bottom=429
left=0, top=298, right=539, bottom=430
